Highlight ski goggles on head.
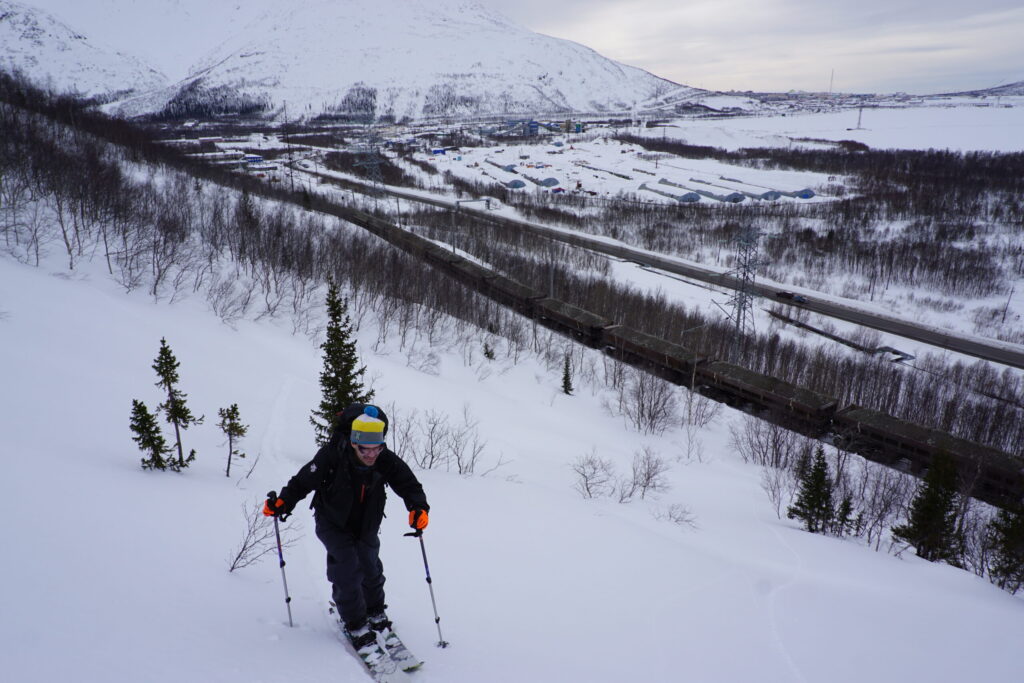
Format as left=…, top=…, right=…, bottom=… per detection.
left=354, top=443, right=384, bottom=456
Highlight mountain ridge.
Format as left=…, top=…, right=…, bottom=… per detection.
left=116, top=0, right=690, bottom=120
left=0, top=0, right=166, bottom=100
left=14, top=0, right=697, bottom=120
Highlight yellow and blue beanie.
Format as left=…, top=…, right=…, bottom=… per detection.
left=351, top=406, right=386, bottom=445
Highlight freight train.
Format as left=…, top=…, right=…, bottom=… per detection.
left=340, top=206, right=1023, bottom=509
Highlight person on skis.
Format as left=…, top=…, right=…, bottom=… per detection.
left=263, top=404, right=429, bottom=661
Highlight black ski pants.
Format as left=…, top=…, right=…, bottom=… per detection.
left=314, top=515, right=386, bottom=631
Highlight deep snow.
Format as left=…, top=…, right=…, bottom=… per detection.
left=2, top=236, right=1022, bottom=682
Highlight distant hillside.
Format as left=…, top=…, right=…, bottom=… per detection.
left=0, top=0, right=165, bottom=100
left=943, top=80, right=1024, bottom=97
left=97, top=0, right=694, bottom=121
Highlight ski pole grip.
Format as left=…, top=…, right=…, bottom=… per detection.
left=267, top=490, right=290, bottom=521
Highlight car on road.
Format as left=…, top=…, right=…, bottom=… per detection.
left=776, top=291, right=808, bottom=304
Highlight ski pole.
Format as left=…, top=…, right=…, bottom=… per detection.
left=405, top=529, right=449, bottom=648
left=268, top=490, right=294, bottom=628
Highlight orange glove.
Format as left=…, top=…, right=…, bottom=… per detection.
left=263, top=495, right=290, bottom=517
left=409, top=509, right=429, bottom=530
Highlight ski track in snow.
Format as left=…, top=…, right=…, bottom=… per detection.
left=259, top=373, right=295, bottom=462
left=746, top=481, right=810, bottom=683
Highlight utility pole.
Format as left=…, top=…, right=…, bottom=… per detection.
left=354, top=122, right=385, bottom=211
left=283, top=101, right=294, bottom=192
left=549, top=239, right=556, bottom=298
left=449, top=208, right=457, bottom=254
left=714, top=225, right=766, bottom=361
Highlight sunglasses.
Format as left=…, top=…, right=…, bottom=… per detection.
left=354, top=443, right=384, bottom=455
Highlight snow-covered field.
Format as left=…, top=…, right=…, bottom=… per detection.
left=3, top=240, right=1023, bottom=683
left=415, top=137, right=829, bottom=203
left=636, top=98, right=1024, bottom=152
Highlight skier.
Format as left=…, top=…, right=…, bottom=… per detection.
left=264, top=404, right=429, bottom=665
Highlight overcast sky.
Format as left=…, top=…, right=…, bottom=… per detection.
left=492, top=0, right=1024, bottom=94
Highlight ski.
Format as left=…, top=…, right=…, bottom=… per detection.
left=335, top=627, right=411, bottom=683
left=377, top=626, right=424, bottom=672
left=330, top=603, right=411, bottom=682
left=349, top=638, right=409, bottom=683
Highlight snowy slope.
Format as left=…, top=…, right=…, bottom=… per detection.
left=3, top=234, right=1024, bottom=682
left=946, top=79, right=1024, bottom=96
left=104, top=0, right=685, bottom=120
left=18, top=0, right=278, bottom=80
left=0, top=0, right=166, bottom=99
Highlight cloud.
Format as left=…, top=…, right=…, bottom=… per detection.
left=490, top=0, right=1024, bottom=93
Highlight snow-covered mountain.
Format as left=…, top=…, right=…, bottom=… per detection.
left=956, top=80, right=1024, bottom=97
left=86, top=0, right=690, bottom=120
left=0, top=0, right=166, bottom=100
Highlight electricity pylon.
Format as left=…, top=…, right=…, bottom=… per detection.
left=714, top=225, right=767, bottom=360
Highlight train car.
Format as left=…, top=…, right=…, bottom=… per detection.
left=421, top=241, right=462, bottom=268
left=534, top=297, right=615, bottom=347
left=384, top=226, right=431, bottom=259
left=483, top=271, right=544, bottom=315
left=696, top=360, right=838, bottom=422
left=602, top=325, right=707, bottom=382
left=447, top=256, right=498, bottom=290
left=833, top=405, right=1022, bottom=506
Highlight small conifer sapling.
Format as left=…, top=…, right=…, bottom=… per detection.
left=561, top=353, right=574, bottom=395
left=787, top=446, right=835, bottom=533
left=130, top=399, right=170, bottom=470
left=217, top=403, right=249, bottom=477
left=152, top=338, right=204, bottom=470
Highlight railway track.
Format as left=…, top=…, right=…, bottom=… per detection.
left=297, top=166, right=1024, bottom=371
left=270, top=171, right=1023, bottom=509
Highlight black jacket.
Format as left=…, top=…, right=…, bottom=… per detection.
left=278, top=442, right=428, bottom=535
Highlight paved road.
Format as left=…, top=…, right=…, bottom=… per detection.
left=301, top=167, right=1024, bottom=371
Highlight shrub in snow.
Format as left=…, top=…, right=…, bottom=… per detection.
left=228, top=500, right=297, bottom=573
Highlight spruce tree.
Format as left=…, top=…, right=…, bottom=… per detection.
left=892, top=453, right=961, bottom=562
left=130, top=399, right=170, bottom=470
left=833, top=494, right=854, bottom=536
left=310, top=280, right=372, bottom=446
left=987, top=503, right=1024, bottom=594
left=217, top=403, right=248, bottom=478
left=561, top=353, right=574, bottom=395
left=787, top=445, right=834, bottom=533
left=152, top=338, right=203, bottom=470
